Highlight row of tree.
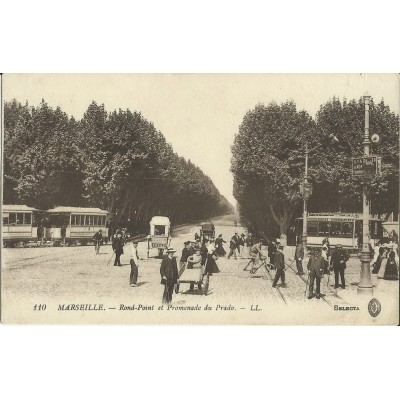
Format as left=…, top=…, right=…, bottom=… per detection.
left=4, top=100, right=233, bottom=232
left=231, top=98, right=399, bottom=238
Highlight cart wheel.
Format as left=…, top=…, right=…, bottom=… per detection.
left=175, top=283, right=180, bottom=294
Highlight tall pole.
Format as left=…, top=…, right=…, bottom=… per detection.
left=302, top=144, right=309, bottom=251
left=358, top=95, right=373, bottom=295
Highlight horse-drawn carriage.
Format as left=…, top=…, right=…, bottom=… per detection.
left=200, top=222, right=215, bottom=242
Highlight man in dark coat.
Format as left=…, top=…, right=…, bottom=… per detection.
left=227, top=235, right=238, bottom=259
left=112, top=230, right=124, bottom=266
left=307, top=249, right=325, bottom=299
left=329, top=244, right=349, bottom=289
left=160, top=247, right=179, bottom=304
left=268, top=240, right=277, bottom=266
left=294, top=242, right=304, bottom=275
left=272, top=245, right=286, bottom=287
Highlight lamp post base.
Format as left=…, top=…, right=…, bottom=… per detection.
left=357, top=285, right=373, bottom=296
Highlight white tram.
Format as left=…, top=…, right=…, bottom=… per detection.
left=2, top=205, right=40, bottom=247
left=295, top=213, right=384, bottom=250
left=46, top=206, right=109, bottom=246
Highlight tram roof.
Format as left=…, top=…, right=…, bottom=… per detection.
left=296, top=213, right=382, bottom=221
left=150, top=216, right=171, bottom=225
left=2, top=204, right=38, bottom=212
left=46, top=206, right=108, bottom=214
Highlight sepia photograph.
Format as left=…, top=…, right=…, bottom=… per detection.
left=1, top=73, right=399, bottom=325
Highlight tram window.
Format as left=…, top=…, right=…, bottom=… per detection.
left=342, top=222, right=353, bottom=237
left=24, top=213, right=32, bottom=225
left=318, top=222, right=330, bottom=236
left=93, top=216, right=98, bottom=226
left=71, top=215, right=76, bottom=226
left=88, top=215, right=93, bottom=225
left=154, top=225, right=166, bottom=235
left=371, top=221, right=379, bottom=237
left=16, top=213, right=24, bottom=224
left=9, top=213, right=16, bottom=226
left=102, top=216, right=106, bottom=226
left=308, top=221, right=318, bottom=236
left=3, top=213, right=9, bottom=225
left=330, top=222, right=342, bottom=236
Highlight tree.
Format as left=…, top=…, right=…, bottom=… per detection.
left=231, top=101, right=318, bottom=240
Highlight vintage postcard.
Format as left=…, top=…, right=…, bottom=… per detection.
left=1, top=73, right=399, bottom=324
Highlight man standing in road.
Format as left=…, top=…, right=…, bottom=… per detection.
left=129, top=240, right=140, bottom=287
left=307, top=249, right=325, bottom=299
left=112, top=230, right=125, bottom=266
left=227, top=235, right=238, bottom=260
left=294, top=241, right=304, bottom=275
left=329, top=244, right=349, bottom=289
left=272, top=244, right=286, bottom=288
left=160, top=247, right=179, bottom=304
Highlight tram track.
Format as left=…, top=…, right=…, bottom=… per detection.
left=4, top=246, right=98, bottom=271
left=284, top=258, right=333, bottom=307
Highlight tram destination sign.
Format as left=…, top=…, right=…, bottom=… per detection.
left=352, top=156, right=382, bottom=177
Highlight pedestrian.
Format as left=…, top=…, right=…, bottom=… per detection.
left=112, top=230, right=125, bottom=266
left=194, top=232, right=200, bottom=242
left=243, top=232, right=253, bottom=259
left=245, top=239, right=266, bottom=273
left=37, top=222, right=44, bottom=246
left=129, top=240, right=140, bottom=287
left=294, top=241, right=304, bottom=275
left=329, top=244, right=349, bottom=289
left=200, top=238, right=209, bottom=265
left=268, top=239, right=277, bottom=266
left=377, top=245, right=390, bottom=279
left=160, top=247, right=179, bottom=304
left=272, top=244, right=286, bottom=288
left=322, top=237, right=331, bottom=258
left=61, top=225, right=67, bottom=245
left=238, top=233, right=245, bottom=257
left=180, top=241, right=194, bottom=273
left=383, top=250, right=399, bottom=280
left=227, top=235, right=238, bottom=259
left=307, top=249, right=326, bottom=299
left=93, top=229, right=103, bottom=254
left=205, top=240, right=220, bottom=275
left=215, top=234, right=226, bottom=257
left=372, top=246, right=386, bottom=274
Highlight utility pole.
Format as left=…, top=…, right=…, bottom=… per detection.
left=302, top=144, right=309, bottom=251
left=358, top=95, right=373, bottom=295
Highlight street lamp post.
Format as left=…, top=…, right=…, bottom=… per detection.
left=358, top=95, right=373, bottom=295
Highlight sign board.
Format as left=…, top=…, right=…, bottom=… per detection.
left=352, top=156, right=382, bottom=177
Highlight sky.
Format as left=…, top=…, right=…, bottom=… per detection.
left=3, top=74, right=399, bottom=206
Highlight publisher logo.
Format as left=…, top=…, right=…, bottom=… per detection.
left=368, top=298, right=381, bottom=318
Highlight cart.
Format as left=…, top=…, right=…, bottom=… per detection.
left=147, top=216, right=171, bottom=258
left=175, top=256, right=209, bottom=295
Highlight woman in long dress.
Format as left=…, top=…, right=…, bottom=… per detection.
left=377, top=247, right=389, bottom=279
left=383, top=251, right=399, bottom=280
left=215, top=234, right=226, bottom=257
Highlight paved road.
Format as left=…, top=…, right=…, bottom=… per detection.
left=1, top=214, right=398, bottom=324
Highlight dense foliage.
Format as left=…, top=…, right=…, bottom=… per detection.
left=231, top=98, right=399, bottom=238
left=3, top=100, right=233, bottom=232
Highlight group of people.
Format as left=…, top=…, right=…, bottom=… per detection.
left=160, top=239, right=221, bottom=304
left=371, top=240, right=399, bottom=280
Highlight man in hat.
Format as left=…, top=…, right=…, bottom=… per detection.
left=272, top=244, right=286, bottom=288
left=180, top=241, right=194, bottom=273
left=268, top=239, right=278, bottom=266
left=160, top=247, right=179, bottom=304
left=294, top=241, right=304, bottom=275
left=307, top=248, right=325, bottom=299
left=329, top=244, right=349, bottom=289
left=112, top=230, right=125, bottom=266
left=245, top=238, right=265, bottom=272
left=129, top=239, right=140, bottom=287
left=227, top=234, right=238, bottom=259
left=93, top=229, right=103, bottom=255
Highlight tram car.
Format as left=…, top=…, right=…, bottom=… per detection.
left=46, top=206, right=109, bottom=246
left=147, top=216, right=171, bottom=258
left=295, top=213, right=383, bottom=251
left=2, top=205, right=40, bottom=247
